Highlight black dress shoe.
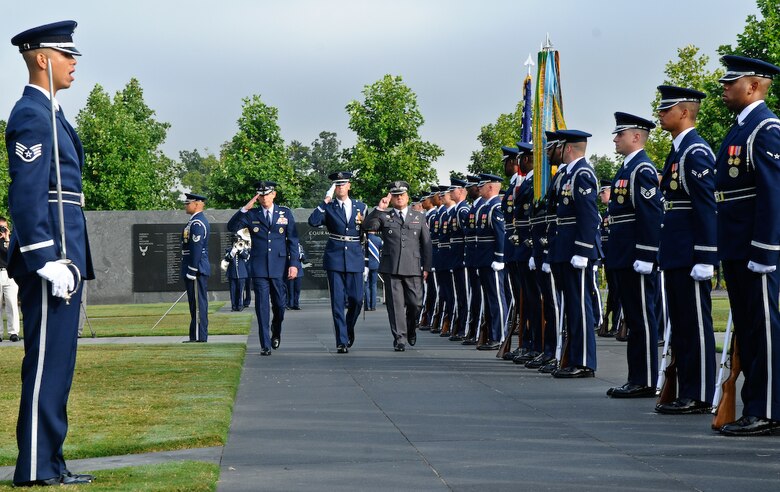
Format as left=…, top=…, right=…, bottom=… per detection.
left=477, top=340, right=500, bottom=350
left=552, top=366, right=595, bottom=379
left=62, top=471, right=94, bottom=484
left=655, top=398, right=711, bottom=414
left=408, top=333, right=416, bottom=346
left=348, top=334, right=355, bottom=348
left=606, top=382, right=631, bottom=396
left=14, top=477, right=62, bottom=487
left=538, top=360, right=558, bottom=373
left=394, top=343, right=406, bottom=352
left=720, top=415, right=780, bottom=436
left=513, top=350, right=540, bottom=365
left=418, top=325, right=430, bottom=331
left=260, top=348, right=272, bottom=356
left=449, top=334, right=463, bottom=341
left=525, top=354, right=554, bottom=369
left=610, top=383, right=655, bottom=398
left=337, top=345, right=349, bottom=354
left=271, top=336, right=280, bottom=349
left=461, top=338, right=477, bottom=346
left=430, top=327, right=441, bottom=334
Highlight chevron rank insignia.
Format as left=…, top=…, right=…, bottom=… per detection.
left=15, top=142, right=42, bottom=163
left=192, top=234, right=201, bottom=243
left=694, top=169, right=710, bottom=178
left=579, top=187, right=592, bottom=195
left=640, top=187, right=656, bottom=199
left=767, top=151, right=780, bottom=160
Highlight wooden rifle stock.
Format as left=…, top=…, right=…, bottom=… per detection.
left=656, top=352, right=677, bottom=405
left=712, top=334, right=740, bottom=430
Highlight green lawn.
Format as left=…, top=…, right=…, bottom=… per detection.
left=0, top=343, right=245, bottom=466
left=81, top=302, right=251, bottom=338
left=0, top=461, right=219, bottom=491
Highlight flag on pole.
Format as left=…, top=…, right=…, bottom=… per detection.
left=519, top=73, right=533, bottom=144
left=532, top=36, right=566, bottom=200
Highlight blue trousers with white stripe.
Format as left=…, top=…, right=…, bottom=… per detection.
left=722, top=261, right=780, bottom=420
left=614, top=268, right=658, bottom=387
left=14, top=275, right=83, bottom=484
left=664, top=268, right=715, bottom=403
left=186, top=274, right=209, bottom=341
left=327, top=270, right=363, bottom=347
left=555, top=262, right=597, bottom=371
left=253, top=277, right=287, bottom=350
left=477, top=267, right=507, bottom=342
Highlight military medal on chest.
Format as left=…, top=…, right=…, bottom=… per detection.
left=728, top=145, right=742, bottom=177
left=506, top=195, right=514, bottom=213
left=469, top=213, right=475, bottom=228
left=669, top=163, right=679, bottom=190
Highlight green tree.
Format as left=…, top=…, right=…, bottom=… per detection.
left=210, top=95, right=300, bottom=208
left=590, top=153, right=618, bottom=183
left=76, top=79, right=180, bottom=210
left=645, top=45, right=726, bottom=166
left=345, top=75, right=442, bottom=204
left=0, top=120, right=8, bottom=218
left=179, top=149, right=218, bottom=196
left=718, top=0, right=780, bottom=115
left=289, top=131, right=346, bottom=207
left=469, top=103, right=524, bottom=177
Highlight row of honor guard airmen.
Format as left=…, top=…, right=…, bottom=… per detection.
left=413, top=54, right=780, bottom=436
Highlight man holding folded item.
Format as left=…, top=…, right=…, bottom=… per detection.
left=6, top=20, right=95, bottom=487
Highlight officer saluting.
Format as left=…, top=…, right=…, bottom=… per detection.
left=181, top=193, right=210, bottom=342
left=307, top=171, right=368, bottom=353
left=362, top=181, right=432, bottom=351
left=6, top=20, right=95, bottom=486
left=714, top=56, right=780, bottom=436
left=228, top=181, right=301, bottom=356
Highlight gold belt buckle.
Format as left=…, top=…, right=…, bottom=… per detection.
left=714, top=191, right=725, bottom=203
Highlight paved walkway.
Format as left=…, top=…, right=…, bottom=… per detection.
left=217, top=303, right=779, bottom=491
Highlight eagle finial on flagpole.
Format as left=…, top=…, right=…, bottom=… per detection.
left=524, top=53, right=535, bottom=76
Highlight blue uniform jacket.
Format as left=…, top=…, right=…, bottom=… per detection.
left=549, top=158, right=600, bottom=263
left=472, top=195, right=505, bottom=268
left=430, top=206, right=446, bottom=270
left=5, top=86, right=94, bottom=280
left=659, top=129, right=718, bottom=269
left=502, top=178, right=523, bottom=263
left=513, top=175, right=534, bottom=263
left=308, top=198, right=367, bottom=273
left=605, top=150, right=663, bottom=268
left=182, top=211, right=211, bottom=277
left=227, top=206, right=301, bottom=278
left=600, top=210, right=611, bottom=266
left=224, top=247, right=249, bottom=279
left=463, top=198, right=482, bottom=268
left=448, top=201, right=469, bottom=270
left=542, top=165, right=568, bottom=264
left=716, top=102, right=780, bottom=264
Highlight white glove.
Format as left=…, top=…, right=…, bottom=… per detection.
left=431, top=267, right=436, bottom=272
left=37, top=261, right=75, bottom=299
left=542, top=262, right=551, bottom=273
left=748, top=260, right=777, bottom=274
left=570, top=255, right=588, bottom=269
left=633, top=260, right=654, bottom=275
left=325, top=183, right=336, bottom=200
left=230, top=247, right=238, bottom=256
left=186, top=273, right=197, bottom=281
left=363, top=266, right=369, bottom=281
left=528, top=257, right=536, bottom=270
left=491, top=261, right=505, bottom=272
left=220, top=259, right=229, bottom=272
left=690, top=263, right=714, bottom=281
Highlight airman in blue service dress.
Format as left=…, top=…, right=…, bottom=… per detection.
left=462, top=176, right=485, bottom=344
left=714, top=56, right=780, bottom=436
left=7, top=20, right=95, bottom=487
left=528, top=133, right=565, bottom=372
left=473, top=174, right=507, bottom=350
left=433, top=185, right=454, bottom=336
left=228, top=181, right=301, bottom=356
left=445, top=179, right=470, bottom=340
left=548, top=130, right=600, bottom=378
left=362, top=181, right=432, bottom=351
left=604, top=113, right=662, bottom=396
left=597, top=179, right=622, bottom=337
left=181, top=193, right=210, bottom=342
left=308, top=171, right=368, bottom=353
left=653, top=86, right=718, bottom=414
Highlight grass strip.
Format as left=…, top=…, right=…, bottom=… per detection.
left=0, top=461, right=219, bottom=491
left=0, top=344, right=244, bottom=466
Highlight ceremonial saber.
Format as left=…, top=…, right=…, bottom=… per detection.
left=47, top=58, right=81, bottom=304
left=151, top=290, right=188, bottom=330
left=711, top=309, right=734, bottom=410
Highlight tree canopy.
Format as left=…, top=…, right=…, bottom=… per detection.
left=345, top=75, right=442, bottom=204
left=76, top=79, right=180, bottom=210
left=469, top=101, right=524, bottom=177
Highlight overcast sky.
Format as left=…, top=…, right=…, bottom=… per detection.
left=0, top=0, right=760, bottom=182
